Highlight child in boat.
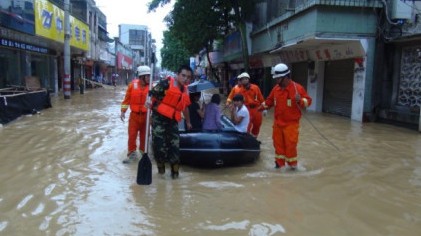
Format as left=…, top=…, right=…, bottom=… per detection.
left=230, top=94, right=250, bottom=133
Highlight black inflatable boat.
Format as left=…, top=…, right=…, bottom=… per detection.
left=179, top=115, right=261, bottom=167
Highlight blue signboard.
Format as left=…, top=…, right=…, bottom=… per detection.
left=0, top=37, right=50, bottom=54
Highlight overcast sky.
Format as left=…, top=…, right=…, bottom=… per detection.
left=94, top=0, right=173, bottom=65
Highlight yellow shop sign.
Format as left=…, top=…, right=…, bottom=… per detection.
left=34, top=0, right=90, bottom=51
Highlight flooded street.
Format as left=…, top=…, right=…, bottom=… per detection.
left=1, top=87, right=421, bottom=236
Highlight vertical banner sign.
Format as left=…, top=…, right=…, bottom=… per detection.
left=190, top=57, right=195, bottom=72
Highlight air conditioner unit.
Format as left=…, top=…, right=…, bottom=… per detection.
left=391, top=0, right=412, bottom=20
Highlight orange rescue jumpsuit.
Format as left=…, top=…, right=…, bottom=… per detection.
left=121, top=79, right=148, bottom=154
left=263, top=81, right=312, bottom=168
left=227, top=83, right=265, bottom=137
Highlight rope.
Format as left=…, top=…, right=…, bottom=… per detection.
left=293, top=82, right=340, bottom=151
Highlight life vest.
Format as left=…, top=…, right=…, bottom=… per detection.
left=264, top=82, right=312, bottom=126
left=129, top=79, right=148, bottom=113
left=232, top=85, right=242, bottom=95
left=228, top=84, right=264, bottom=108
left=226, top=85, right=242, bottom=104
left=156, top=77, right=190, bottom=121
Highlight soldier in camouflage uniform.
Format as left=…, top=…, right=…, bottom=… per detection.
left=149, top=65, right=193, bottom=179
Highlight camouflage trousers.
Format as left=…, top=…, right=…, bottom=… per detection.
left=151, top=112, right=180, bottom=165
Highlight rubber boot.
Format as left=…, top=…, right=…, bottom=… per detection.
left=288, top=161, right=297, bottom=171
left=275, top=159, right=285, bottom=169
left=122, top=151, right=137, bottom=164
left=157, top=162, right=165, bottom=174
left=171, top=164, right=179, bottom=179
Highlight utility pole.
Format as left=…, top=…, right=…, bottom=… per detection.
left=63, top=0, right=71, bottom=99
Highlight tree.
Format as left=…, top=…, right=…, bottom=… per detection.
left=205, top=0, right=256, bottom=71
left=149, top=0, right=259, bottom=72
left=160, top=30, right=190, bottom=72
left=148, top=0, right=171, bottom=11
left=168, top=0, right=221, bottom=54
left=164, top=0, right=224, bottom=81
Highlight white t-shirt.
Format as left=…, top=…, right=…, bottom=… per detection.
left=234, top=105, right=250, bottom=133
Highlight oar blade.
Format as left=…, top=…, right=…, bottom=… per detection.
left=136, top=153, right=152, bottom=185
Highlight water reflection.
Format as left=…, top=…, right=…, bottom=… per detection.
left=0, top=88, right=421, bottom=235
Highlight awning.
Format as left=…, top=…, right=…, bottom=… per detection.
left=269, top=37, right=367, bottom=62
left=98, top=24, right=108, bottom=33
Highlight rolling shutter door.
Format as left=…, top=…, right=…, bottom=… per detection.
left=292, top=62, right=308, bottom=89
left=322, top=59, right=354, bottom=117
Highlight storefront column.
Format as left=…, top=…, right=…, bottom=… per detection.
left=307, top=61, right=324, bottom=113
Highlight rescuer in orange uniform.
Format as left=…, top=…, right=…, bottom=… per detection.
left=226, top=72, right=265, bottom=137
left=120, top=65, right=151, bottom=164
left=260, top=63, right=312, bottom=170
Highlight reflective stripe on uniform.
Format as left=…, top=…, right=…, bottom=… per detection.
left=285, top=156, right=297, bottom=162
left=275, top=155, right=285, bottom=160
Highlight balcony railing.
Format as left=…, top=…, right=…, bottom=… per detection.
left=49, top=0, right=64, bottom=9
left=296, top=0, right=383, bottom=11
left=254, top=0, right=383, bottom=32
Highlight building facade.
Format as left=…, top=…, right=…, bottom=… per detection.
left=374, top=0, right=421, bottom=129
left=217, top=0, right=421, bottom=129
left=0, top=0, right=115, bottom=94
left=118, top=24, right=152, bottom=68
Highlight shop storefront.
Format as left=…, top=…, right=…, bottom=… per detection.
left=270, top=37, right=371, bottom=121
left=0, top=30, right=57, bottom=92
left=323, top=59, right=355, bottom=117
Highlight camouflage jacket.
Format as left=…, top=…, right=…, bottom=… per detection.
left=150, top=79, right=170, bottom=110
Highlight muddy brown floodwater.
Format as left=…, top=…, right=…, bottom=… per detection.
left=1, top=87, right=421, bottom=235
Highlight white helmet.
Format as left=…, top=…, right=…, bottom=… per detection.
left=272, top=63, right=290, bottom=79
left=237, top=72, right=250, bottom=80
left=136, top=65, right=151, bottom=77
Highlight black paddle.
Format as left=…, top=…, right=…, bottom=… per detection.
left=136, top=52, right=155, bottom=185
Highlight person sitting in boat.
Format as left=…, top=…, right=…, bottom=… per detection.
left=187, top=92, right=204, bottom=130
left=229, top=94, right=250, bottom=133
left=202, top=94, right=222, bottom=131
